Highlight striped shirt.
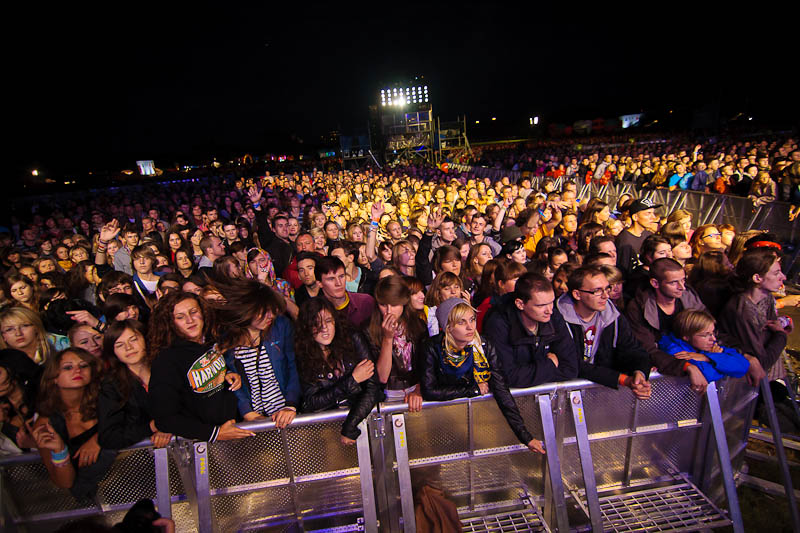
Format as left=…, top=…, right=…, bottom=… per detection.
left=231, top=344, right=286, bottom=416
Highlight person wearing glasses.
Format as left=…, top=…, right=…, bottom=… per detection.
left=556, top=266, right=652, bottom=399
left=688, top=224, right=726, bottom=260
left=625, top=258, right=716, bottom=394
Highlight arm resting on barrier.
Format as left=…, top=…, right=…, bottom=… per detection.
left=485, top=339, right=534, bottom=445
left=32, top=418, right=76, bottom=489
left=149, top=354, right=220, bottom=442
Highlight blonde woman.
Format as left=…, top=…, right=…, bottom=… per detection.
left=0, top=307, right=68, bottom=364
left=420, top=299, right=545, bottom=454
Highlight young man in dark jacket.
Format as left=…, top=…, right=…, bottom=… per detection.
left=556, top=266, right=651, bottom=399
left=483, top=273, right=579, bottom=388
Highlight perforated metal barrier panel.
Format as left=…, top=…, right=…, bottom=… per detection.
left=0, top=375, right=764, bottom=532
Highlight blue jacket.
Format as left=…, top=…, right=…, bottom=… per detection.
left=657, top=333, right=749, bottom=382
left=224, top=315, right=301, bottom=415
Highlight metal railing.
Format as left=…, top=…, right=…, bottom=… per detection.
left=2, top=373, right=794, bottom=532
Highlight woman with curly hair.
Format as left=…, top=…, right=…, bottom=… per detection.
left=147, top=292, right=249, bottom=442
left=32, top=348, right=117, bottom=499
left=294, top=297, right=381, bottom=445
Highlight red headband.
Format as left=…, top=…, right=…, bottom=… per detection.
left=749, top=241, right=782, bottom=251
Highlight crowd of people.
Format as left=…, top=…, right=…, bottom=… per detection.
left=472, top=134, right=800, bottom=210
left=0, top=134, right=798, bottom=507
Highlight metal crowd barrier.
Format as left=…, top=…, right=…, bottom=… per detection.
left=460, top=164, right=800, bottom=248
left=0, top=373, right=790, bottom=532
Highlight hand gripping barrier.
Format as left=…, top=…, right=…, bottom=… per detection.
left=0, top=373, right=784, bottom=532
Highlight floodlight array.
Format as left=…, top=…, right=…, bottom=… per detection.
left=381, top=85, right=429, bottom=106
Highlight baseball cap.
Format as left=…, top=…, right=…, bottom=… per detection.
left=627, top=198, right=662, bottom=215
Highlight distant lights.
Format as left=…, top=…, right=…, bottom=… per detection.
left=491, top=117, right=496, bottom=121
left=31, top=169, right=39, bottom=176
left=475, top=120, right=480, bottom=124
left=530, top=116, right=539, bottom=125
left=381, top=85, right=429, bottom=106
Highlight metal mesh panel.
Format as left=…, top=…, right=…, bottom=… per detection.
left=2, top=461, right=91, bottom=516
left=410, top=462, right=470, bottom=508
left=598, top=482, right=730, bottom=532
left=210, top=486, right=294, bottom=531
left=584, top=438, right=628, bottom=488
left=284, top=422, right=359, bottom=477
left=207, top=429, right=289, bottom=489
left=96, top=448, right=157, bottom=506
left=461, top=508, right=547, bottom=532
left=635, top=378, right=701, bottom=428
left=406, top=403, right=469, bottom=461
left=628, top=431, right=695, bottom=482
left=168, top=452, right=186, bottom=496
left=470, top=453, right=545, bottom=506
left=171, top=500, right=199, bottom=533
left=473, top=395, right=542, bottom=451
left=578, top=387, right=635, bottom=437
left=295, top=474, right=363, bottom=515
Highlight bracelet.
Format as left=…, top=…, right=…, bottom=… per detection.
left=253, top=202, right=261, bottom=209
left=51, top=447, right=69, bottom=466
left=370, top=221, right=379, bottom=227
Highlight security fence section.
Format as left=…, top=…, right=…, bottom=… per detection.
left=0, top=374, right=773, bottom=532
left=453, top=165, right=800, bottom=249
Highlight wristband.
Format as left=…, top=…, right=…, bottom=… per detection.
left=682, top=361, right=691, bottom=373
left=370, top=221, right=379, bottom=227
left=51, top=447, right=69, bottom=465
left=618, top=373, right=629, bottom=386
left=253, top=202, right=261, bottom=209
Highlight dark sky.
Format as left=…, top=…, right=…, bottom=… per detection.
left=8, top=4, right=797, bottom=176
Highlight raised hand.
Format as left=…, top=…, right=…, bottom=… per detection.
left=371, top=201, right=385, bottom=222
left=247, top=185, right=263, bottom=206
left=99, top=219, right=121, bottom=243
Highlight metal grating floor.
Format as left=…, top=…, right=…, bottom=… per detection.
left=598, top=482, right=730, bottom=532
left=461, top=509, right=547, bottom=532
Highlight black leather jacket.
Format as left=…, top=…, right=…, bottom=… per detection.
left=420, top=334, right=534, bottom=445
left=300, top=331, right=383, bottom=439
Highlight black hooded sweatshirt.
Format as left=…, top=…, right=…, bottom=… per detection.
left=149, top=339, right=239, bottom=442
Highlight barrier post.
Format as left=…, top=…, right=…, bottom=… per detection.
left=705, top=382, right=744, bottom=533
left=391, top=413, right=416, bottom=533
left=369, top=413, right=399, bottom=531
left=356, top=419, right=379, bottom=533
left=759, top=377, right=800, bottom=532
left=568, top=390, right=603, bottom=532
left=538, top=393, right=569, bottom=532
left=192, top=442, right=213, bottom=533
left=153, top=446, right=172, bottom=519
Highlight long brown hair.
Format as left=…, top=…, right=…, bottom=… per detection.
left=38, top=347, right=102, bottom=422
left=367, top=275, right=426, bottom=349
left=102, top=319, right=148, bottom=407
left=294, top=297, right=355, bottom=383
left=214, top=279, right=287, bottom=351
left=147, top=291, right=216, bottom=360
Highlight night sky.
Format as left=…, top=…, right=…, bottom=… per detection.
left=8, top=4, right=797, bottom=177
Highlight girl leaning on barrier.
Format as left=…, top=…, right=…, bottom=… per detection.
left=295, top=296, right=382, bottom=445
left=147, top=292, right=251, bottom=443
left=97, top=320, right=172, bottom=450
left=368, top=275, right=427, bottom=412
left=216, top=279, right=300, bottom=429
left=32, top=347, right=117, bottom=499
left=420, top=298, right=546, bottom=455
